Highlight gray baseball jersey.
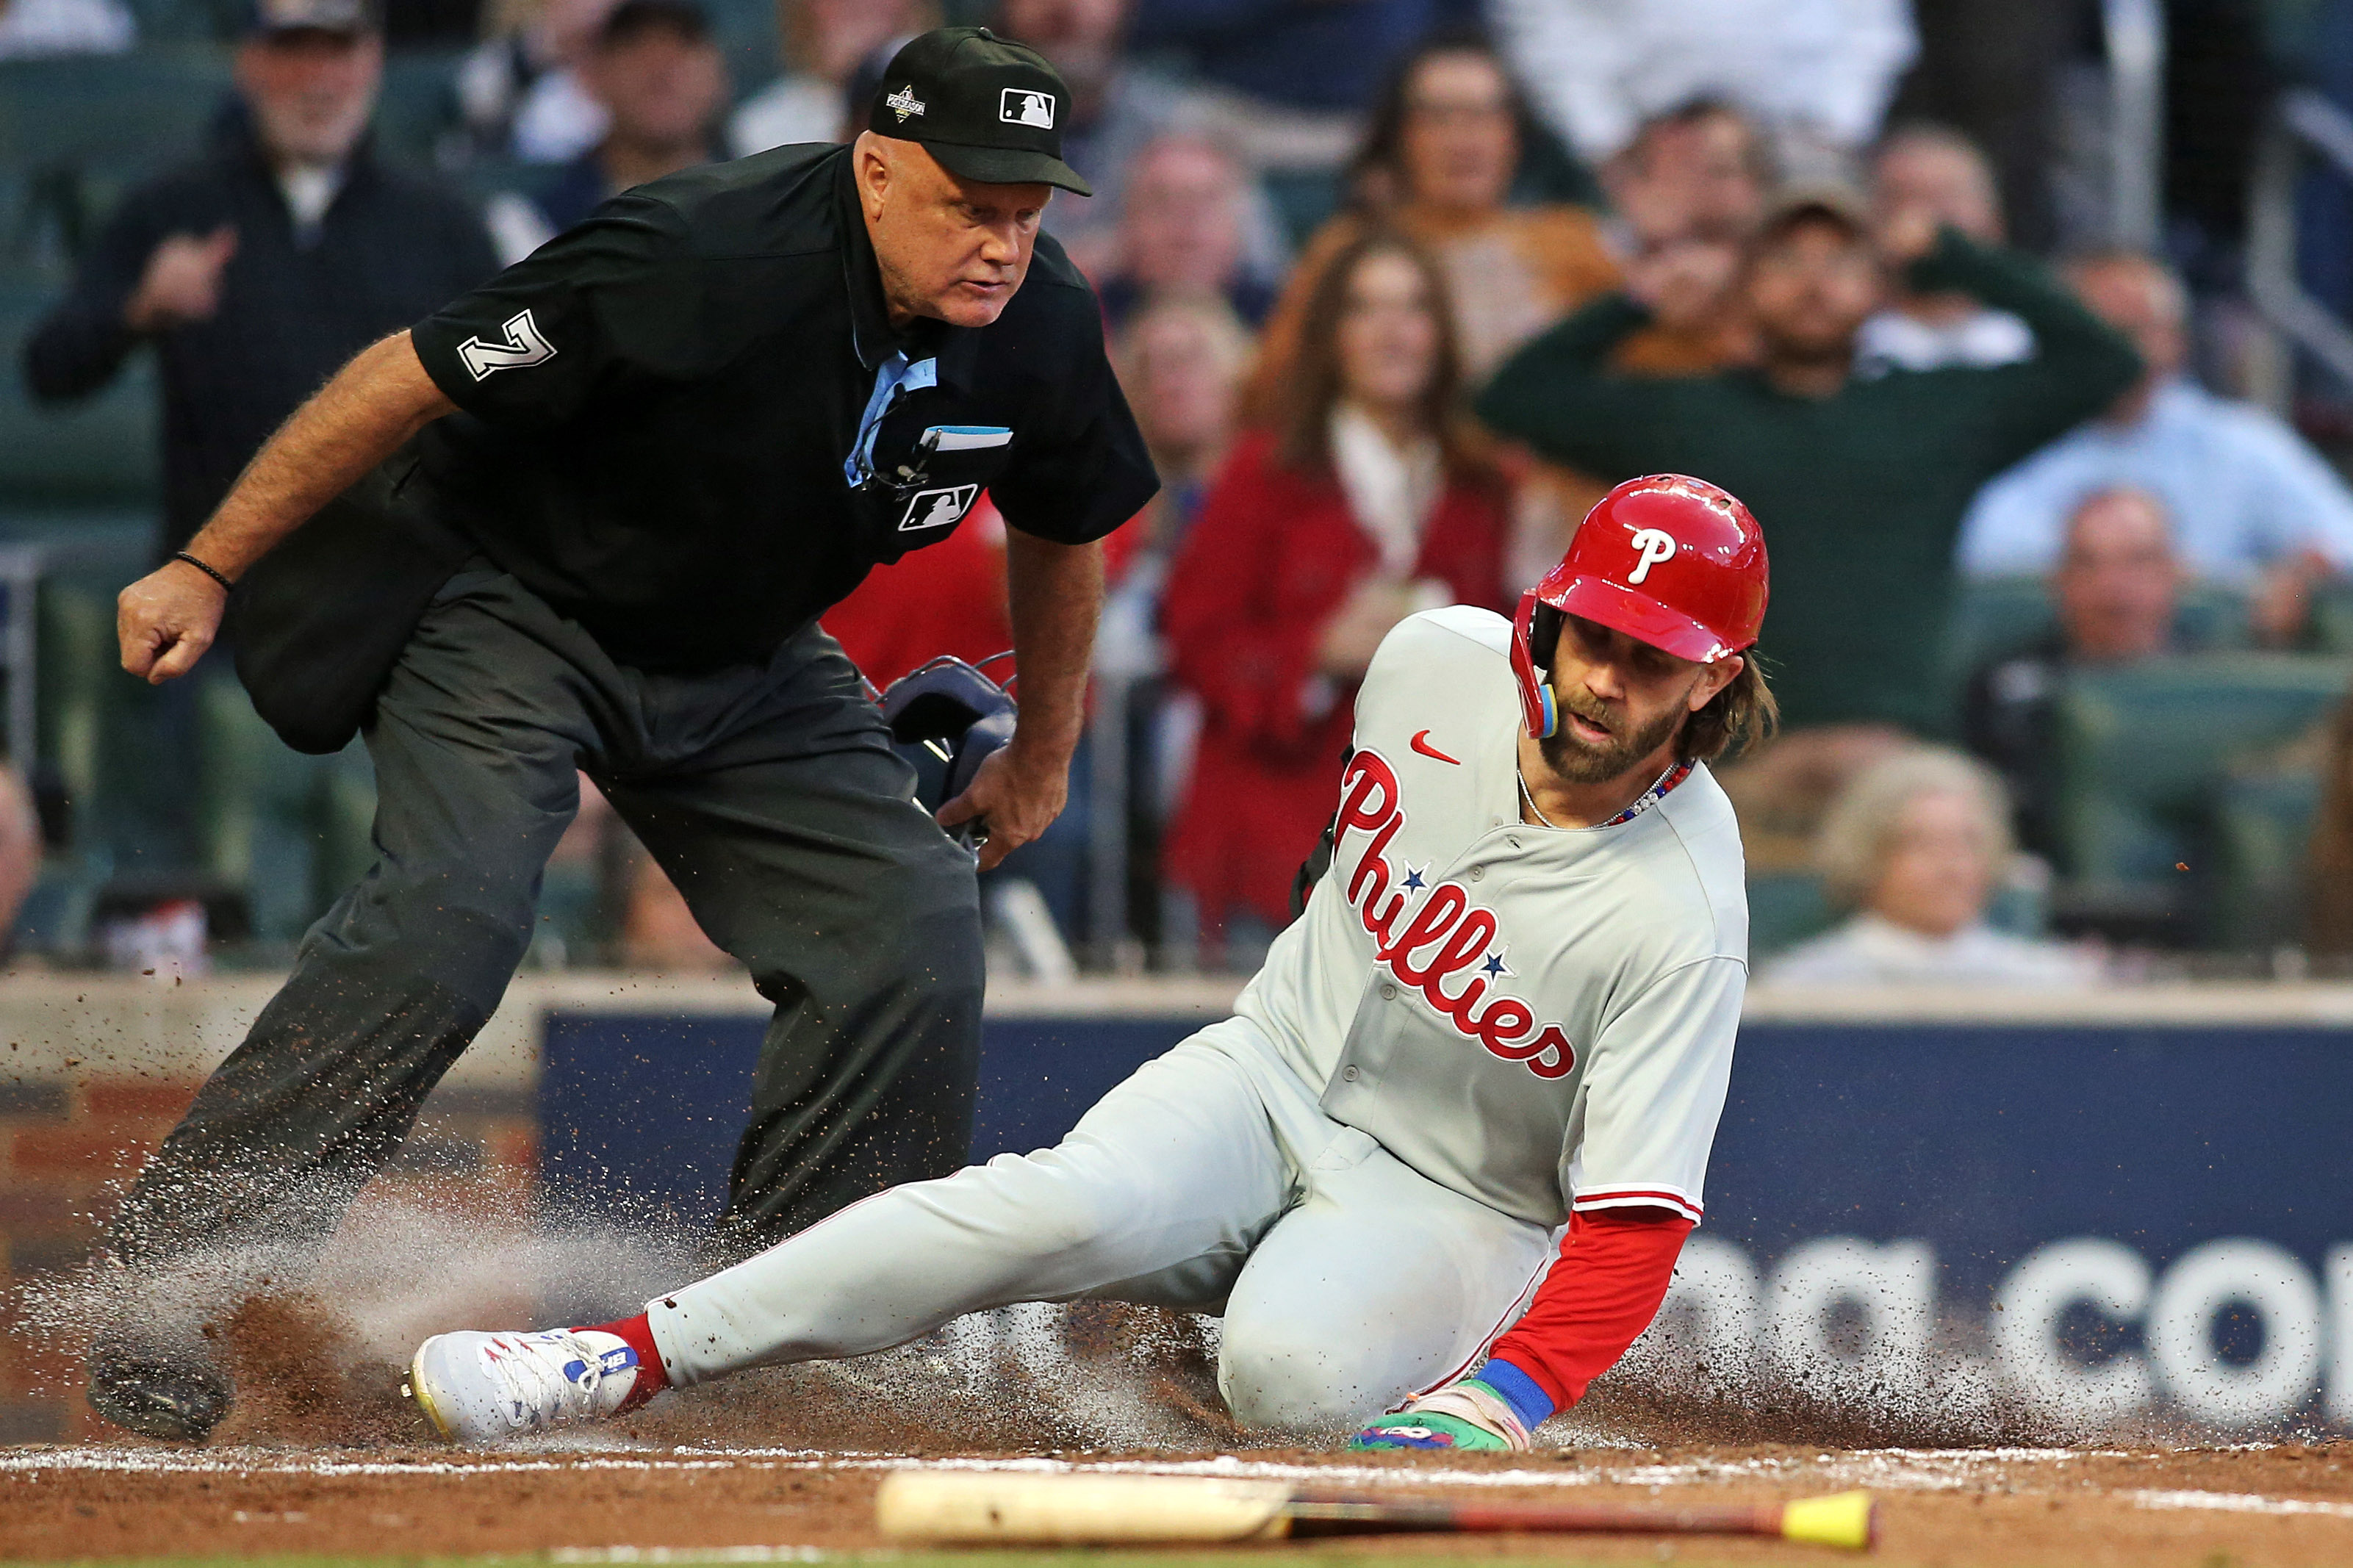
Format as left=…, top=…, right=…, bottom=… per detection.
left=1232, top=605, right=1749, bottom=1229
left=639, top=604, right=1747, bottom=1428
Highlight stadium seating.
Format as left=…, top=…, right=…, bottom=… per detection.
left=120, top=0, right=245, bottom=43
left=2052, top=652, right=2350, bottom=943
left=2307, top=580, right=2353, bottom=654
left=375, top=48, right=470, bottom=171
left=0, top=49, right=232, bottom=180
left=2212, top=763, right=2325, bottom=953
left=0, top=44, right=405, bottom=957
left=35, top=562, right=113, bottom=816
left=1738, top=581, right=2295, bottom=960
left=194, top=672, right=376, bottom=946
left=29, top=562, right=148, bottom=952
left=4, top=40, right=2346, bottom=969
left=1940, top=574, right=2251, bottom=694
left=1746, top=861, right=2052, bottom=962
left=1745, top=870, right=1830, bottom=957
left=0, top=283, right=162, bottom=511
left=26, top=537, right=383, bottom=957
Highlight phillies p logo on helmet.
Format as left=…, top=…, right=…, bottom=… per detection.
left=1509, top=473, right=1771, bottom=738
left=1627, top=528, right=1677, bottom=584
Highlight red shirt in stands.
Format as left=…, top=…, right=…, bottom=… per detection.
left=822, top=500, right=1016, bottom=686
left=822, top=497, right=1144, bottom=687
left=1160, top=430, right=1510, bottom=932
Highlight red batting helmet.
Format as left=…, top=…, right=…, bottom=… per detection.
left=1512, top=474, right=1770, bottom=738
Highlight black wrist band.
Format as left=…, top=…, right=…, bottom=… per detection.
left=172, top=551, right=234, bottom=592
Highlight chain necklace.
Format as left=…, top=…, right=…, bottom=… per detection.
left=1519, top=760, right=1693, bottom=831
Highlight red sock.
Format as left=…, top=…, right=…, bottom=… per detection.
left=580, top=1312, right=670, bottom=1411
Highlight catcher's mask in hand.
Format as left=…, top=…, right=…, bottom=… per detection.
left=877, top=652, right=1017, bottom=852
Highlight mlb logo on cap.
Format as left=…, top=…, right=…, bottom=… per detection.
left=1001, top=88, right=1055, bottom=129
left=867, top=26, right=1093, bottom=195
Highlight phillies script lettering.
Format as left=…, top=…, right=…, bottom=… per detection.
left=1336, top=749, right=1575, bottom=1079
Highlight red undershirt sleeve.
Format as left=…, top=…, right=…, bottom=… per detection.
left=1484, top=1209, right=1695, bottom=1412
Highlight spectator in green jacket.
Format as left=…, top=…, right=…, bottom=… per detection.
left=1476, top=189, right=2140, bottom=740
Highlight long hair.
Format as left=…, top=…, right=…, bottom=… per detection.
left=1345, top=26, right=1538, bottom=212
left=1268, top=229, right=1473, bottom=475
left=1678, top=656, right=1778, bottom=766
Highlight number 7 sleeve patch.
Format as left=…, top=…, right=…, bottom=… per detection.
left=456, top=309, right=558, bottom=381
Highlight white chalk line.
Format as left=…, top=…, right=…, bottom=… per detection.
left=2130, top=1489, right=2353, bottom=1521
left=531, top=1490, right=2353, bottom=1562
left=24, top=1448, right=2353, bottom=1553
left=0, top=1448, right=1591, bottom=1489
left=550, top=1550, right=831, bottom=1564
left=0, top=1443, right=2131, bottom=1497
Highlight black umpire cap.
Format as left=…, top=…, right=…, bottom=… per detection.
left=866, top=26, right=1093, bottom=198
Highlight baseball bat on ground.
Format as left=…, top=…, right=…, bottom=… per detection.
left=874, top=1471, right=1878, bottom=1550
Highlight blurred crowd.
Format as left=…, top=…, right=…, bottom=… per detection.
left=11, top=0, right=2353, bottom=985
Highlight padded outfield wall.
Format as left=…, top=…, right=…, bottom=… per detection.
left=536, top=980, right=2353, bottom=1437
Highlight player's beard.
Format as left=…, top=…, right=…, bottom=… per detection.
left=1537, top=681, right=1690, bottom=785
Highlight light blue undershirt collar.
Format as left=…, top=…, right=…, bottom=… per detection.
left=844, top=350, right=938, bottom=487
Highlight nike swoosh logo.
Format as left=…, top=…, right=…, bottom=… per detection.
left=1410, top=730, right=1462, bottom=766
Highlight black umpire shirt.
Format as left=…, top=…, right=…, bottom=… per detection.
left=405, top=140, right=1158, bottom=675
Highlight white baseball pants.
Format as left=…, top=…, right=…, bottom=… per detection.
left=646, top=1018, right=1554, bottom=1432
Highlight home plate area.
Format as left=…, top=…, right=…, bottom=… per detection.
left=8, top=1290, right=2353, bottom=1567
left=8, top=1434, right=2353, bottom=1566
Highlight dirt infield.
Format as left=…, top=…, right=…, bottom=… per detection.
left=12, top=1231, right=2353, bottom=1566
left=8, top=1436, right=2353, bottom=1566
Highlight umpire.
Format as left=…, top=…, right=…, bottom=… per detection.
left=95, top=26, right=1156, bottom=1441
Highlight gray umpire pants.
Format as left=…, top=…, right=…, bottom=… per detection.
left=105, top=564, right=985, bottom=1290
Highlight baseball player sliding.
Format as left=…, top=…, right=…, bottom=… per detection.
left=406, top=474, right=1773, bottom=1450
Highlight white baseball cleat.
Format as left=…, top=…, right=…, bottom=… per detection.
left=406, top=1328, right=646, bottom=1443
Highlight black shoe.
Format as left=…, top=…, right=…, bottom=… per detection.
left=87, top=1342, right=233, bottom=1442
